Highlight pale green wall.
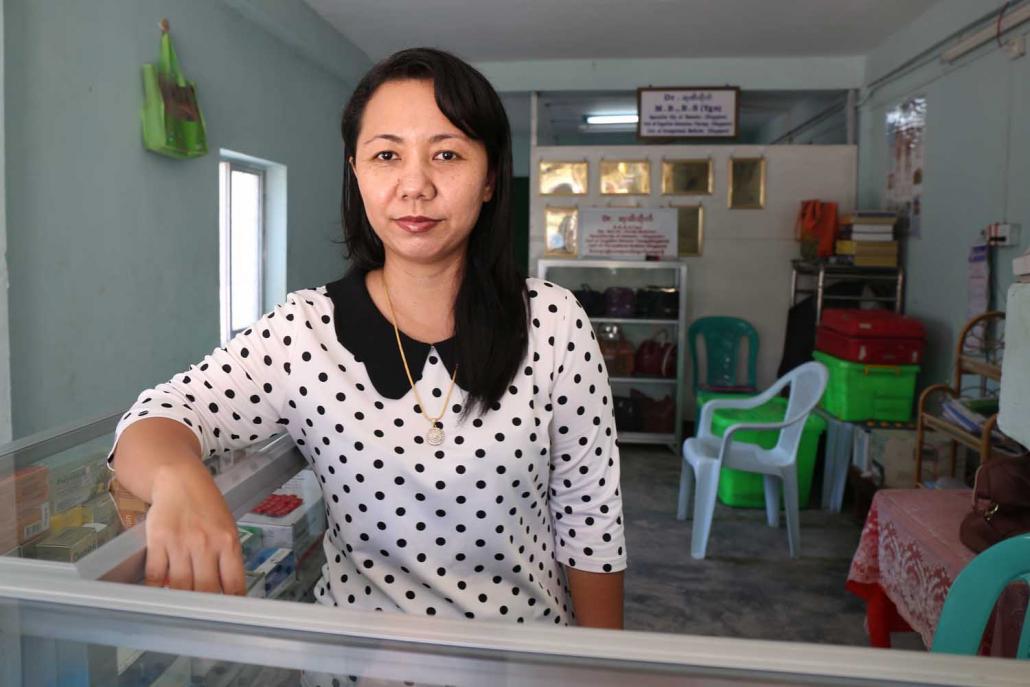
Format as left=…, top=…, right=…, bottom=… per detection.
left=5, top=0, right=370, bottom=437
left=857, top=3, right=1030, bottom=386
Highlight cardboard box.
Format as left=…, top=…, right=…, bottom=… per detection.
left=237, top=527, right=261, bottom=562
left=244, top=570, right=267, bottom=598
left=51, top=505, right=85, bottom=532
left=39, top=444, right=109, bottom=514
left=861, top=427, right=957, bottom=488
left=237, top=469, right=325, bottom=557
left=247, top=547, right=296, bottom=599
left=32, top=526, right=98, bottom=562
left=109, top=478, right=149, bottom=528
left=0, top=466, right=52, bottom=550
left=82, top=493, right=119, bottom=526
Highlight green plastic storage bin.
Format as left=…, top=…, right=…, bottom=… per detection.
left=813, top=350, right=919, bottom=422
left=709, top=396, right=826, bottom=508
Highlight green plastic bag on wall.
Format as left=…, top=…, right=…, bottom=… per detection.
left=140, top=25, right=208, bottom=159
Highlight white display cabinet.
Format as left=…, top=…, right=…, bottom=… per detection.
left=1, top=417, right=1026, bottom=686
left=537, top=258, right=688, bottom=450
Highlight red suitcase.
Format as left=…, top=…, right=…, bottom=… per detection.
left=816, top=309, right=926, bottom=365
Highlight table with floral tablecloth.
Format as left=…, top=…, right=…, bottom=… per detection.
left=846, top=488, right=1027, bottom=656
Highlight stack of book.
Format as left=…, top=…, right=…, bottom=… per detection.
left=836, top=212, right=898, bottom=267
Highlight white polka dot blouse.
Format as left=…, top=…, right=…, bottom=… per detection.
left=110, top=271, right=627, bottom=625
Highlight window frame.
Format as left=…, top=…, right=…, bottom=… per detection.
left=218, top=159, right=267, bottom=345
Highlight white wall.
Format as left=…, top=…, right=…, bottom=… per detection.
left=530, top=145, right=857, bottom=410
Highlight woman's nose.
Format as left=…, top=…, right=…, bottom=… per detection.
left=397, top=158, right=435, bottom=201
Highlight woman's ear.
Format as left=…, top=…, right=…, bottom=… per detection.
left=482, top=171, right=496, bottom=203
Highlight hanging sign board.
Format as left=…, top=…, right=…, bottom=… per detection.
left=580, top=207, right=678, bottom=259
left=636, top=87, right=739, bottom=140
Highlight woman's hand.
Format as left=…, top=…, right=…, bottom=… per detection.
left=144, top=461, right=246, bottom=595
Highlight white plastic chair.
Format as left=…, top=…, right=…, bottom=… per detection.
left=677, top=361, right=828, bottom=560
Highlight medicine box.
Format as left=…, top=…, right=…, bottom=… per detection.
left=247, top=547, right=296, bottom=599
left=32, top=526, right=98, bottom=562
left=237, top=469, right=325, bottom=557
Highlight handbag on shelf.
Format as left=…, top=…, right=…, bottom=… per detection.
left=634, top=287, right=679, bottom=319
left=603, top=287, right=636, bottom=318
left=613, top=395, right=643, bottom=432
left=635, top=330, right=677, bottom=378
left=631, top=389, right=676, bottom=434
left=597, top=324, right=635, bottom=377
left=572, top=284, right=605, bottom=317
left=959, top=455, right=1030, bottom=553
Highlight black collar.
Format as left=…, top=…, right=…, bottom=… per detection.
left=324, top=269, right=458, bottom=400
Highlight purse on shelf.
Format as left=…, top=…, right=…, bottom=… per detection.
left=603, top=287, right=636, bottom=318
left=572, top=284, right=605, bottom=317
left=634, top=287, right=679, bottom=319
left=959, top=454, right=1030, bottom=553
left=635, top=330, right=677, bottom=378
left=631, top=389, right=676, bottom=434
left=597, top=324, right=635, bottom=377
left=613, top=395, right=643, bottom=432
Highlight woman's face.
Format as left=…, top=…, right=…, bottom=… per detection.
left=351, top=79, right=493, bottom=268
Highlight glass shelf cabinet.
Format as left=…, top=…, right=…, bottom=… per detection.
left=538, top=259, right=688, bottom=450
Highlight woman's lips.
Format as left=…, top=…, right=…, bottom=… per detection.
left=394, top=216, right=441, bottom=233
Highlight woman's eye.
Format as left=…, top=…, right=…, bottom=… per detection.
left=374, top=151, right=396, bottom=161
left=435, top=150, right=459, bottom=161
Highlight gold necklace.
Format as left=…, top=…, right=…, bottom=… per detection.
left=381, top=273, right=458, bottom=446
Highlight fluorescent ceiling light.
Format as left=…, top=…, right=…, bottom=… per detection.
left=585, top=114, right=638, bottom=125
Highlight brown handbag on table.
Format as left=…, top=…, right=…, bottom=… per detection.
left=959, top=455, right=1030, bottom=553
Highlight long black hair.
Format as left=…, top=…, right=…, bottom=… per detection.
left=340, top=48, right=528, bottom=417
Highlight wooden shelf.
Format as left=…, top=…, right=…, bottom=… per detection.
left=957, top=355, right=1001, bottom=381
left=915, top=311, right=1007, bottom=484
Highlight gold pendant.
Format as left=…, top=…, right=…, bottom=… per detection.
left=426, top=426, right=445, bottom=446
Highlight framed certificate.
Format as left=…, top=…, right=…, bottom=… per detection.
left=662, top=159, right=713, bottom=195
left=538, top=161, right=589, bottom=195
left=674, top=204, right=704, bottom=257
left=728, top=157, right=766, bottom=209
left=544, top=206, right=578, bottom=256
left=599, top=160, right=651, bottom=195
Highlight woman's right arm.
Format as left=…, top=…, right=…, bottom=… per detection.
left=108, top=293, right=314, bottom=594
left=112, top=418, right=246, bottom=595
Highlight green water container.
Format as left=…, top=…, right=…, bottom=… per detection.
left=813, top=350, right=919, bottom=422
left=708, top=396, right=827, bottom=508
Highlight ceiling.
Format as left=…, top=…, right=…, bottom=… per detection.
left=303, top=0, right=940, bottom=62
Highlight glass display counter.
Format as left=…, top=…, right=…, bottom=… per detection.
left=1, top=416, right=1025, bottom=686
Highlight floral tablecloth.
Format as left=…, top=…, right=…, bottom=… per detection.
left=846, top=488, right=1027, bottom=655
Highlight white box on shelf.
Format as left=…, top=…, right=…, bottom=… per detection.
left=237, top=469, right=326, bottom=558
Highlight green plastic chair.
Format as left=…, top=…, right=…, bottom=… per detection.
left=931, top=533, right=1030, bottom=658
left=688, top=317, right=759, bottom=396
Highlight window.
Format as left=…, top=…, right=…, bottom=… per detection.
left=218, top=151, right=287, bottom=345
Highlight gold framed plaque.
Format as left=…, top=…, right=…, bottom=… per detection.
left=662, top=159, right=713, bottom=195
left=728, top=157, right=766, bottom=209
left=674, top=204, right=704, bottom=257
left=599, top=160, right=651, bottom=195
left=544, top=206, right=578, bottom=256
left=538, top=160, right=589, bottom=195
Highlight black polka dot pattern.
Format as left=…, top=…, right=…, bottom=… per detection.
left=109, top=276, right=626, bottom=627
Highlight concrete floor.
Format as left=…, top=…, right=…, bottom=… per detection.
left=619, top=444, right=871, bottom=646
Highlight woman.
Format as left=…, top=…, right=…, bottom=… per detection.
left=109, top=48, right=625, bottom=634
